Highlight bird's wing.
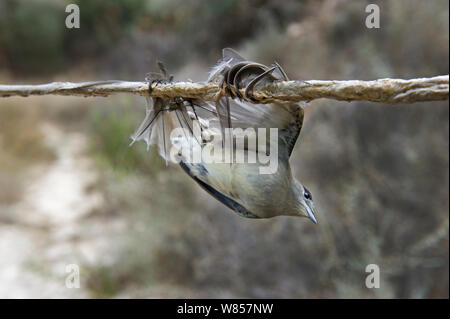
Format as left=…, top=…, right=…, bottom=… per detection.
left=208, top=49, right=305, bottom=159
left=222, top=47, right=246, bottom=62
left=130, top=97, right=173, bottom=164
left=167, top=112, right=249, bottom=217
left=207, top=48, right=246, bottom=82
left=280, top=105, right=304, bottom=158
left=179, top=161, right=259, bottom=218
left=210, top=98, right=304, bottom=159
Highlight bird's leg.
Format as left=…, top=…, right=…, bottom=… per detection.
left=187, top=100, right=206, bottom=145
left=231, top=63, right=267, bottom=99
left=244, top=66, right=276, bottom=102
left=273, top=61, right=289, bottom=80
left=226, top=62, right=249, bottom=98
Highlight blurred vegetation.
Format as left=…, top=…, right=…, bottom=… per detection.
left=0, top=0, right=145, bottom=76
left=66, top=0, right=145, bottom=60
left=1, top=0, right=309, bottom=76
left=0, top=0, right=448, bottom=298
left=88, top=104, right=163, bottom=175
left=0, top=0, right=65, bottom=75
left=0, top=102, right=54, bottom=204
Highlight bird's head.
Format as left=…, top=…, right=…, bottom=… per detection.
left=293, top=180, right=318, bottom=224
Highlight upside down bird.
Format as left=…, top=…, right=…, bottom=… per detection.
left=131, top=48, right=317, bottom=223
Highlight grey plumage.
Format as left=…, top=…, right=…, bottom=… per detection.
left=131, top=49, right=317, bottom=223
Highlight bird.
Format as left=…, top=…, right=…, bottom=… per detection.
left=130, top=48, right=317, bottom=223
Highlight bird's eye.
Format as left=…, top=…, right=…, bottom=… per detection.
left=304, top=187, right=312, bottom=200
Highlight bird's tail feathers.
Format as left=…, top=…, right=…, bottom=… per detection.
left=130, top=97, right=173, bottom=164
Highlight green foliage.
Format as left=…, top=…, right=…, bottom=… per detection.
left=0, top=0, right=305, bottom=75
left=67, top=0, right=146, bottom=56
left=142, top=0, right=307, bottom=66
left=88, top=105, right=163, bottom=175
left=0, top=0, right=145, bottom=75
left=85, top=266, right=119, bottom=298
left=0, top=0, right=65, bottom=74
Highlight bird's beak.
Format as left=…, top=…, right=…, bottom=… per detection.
left=306, top=206, right=318, bottom=224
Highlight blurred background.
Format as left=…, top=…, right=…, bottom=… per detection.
left=0, top=0, right=448, bottom=298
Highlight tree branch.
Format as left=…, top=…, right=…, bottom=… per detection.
left=0, top=75, right=448, bottom=104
